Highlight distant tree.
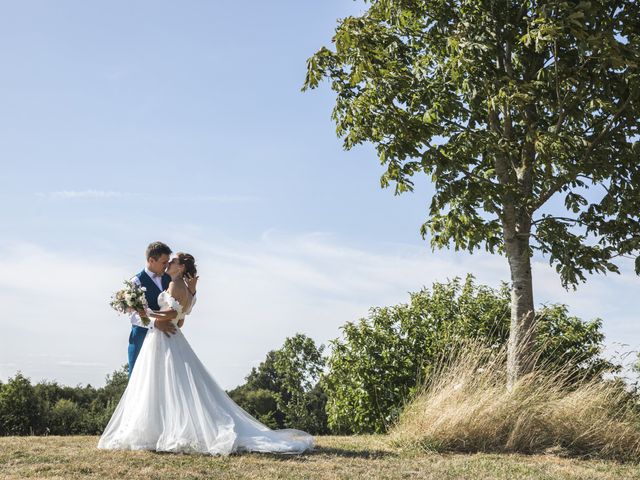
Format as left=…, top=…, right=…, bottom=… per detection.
left=304, top=0, right=640, bottom=388
left=96, top=364, right=129, bottom=405
left=273, top=334, right=328, bottom=433
left=0, top=373, right=48, bottom=435
left=244, top=351, right=283, bottom=392
left=87, top=364, right=129, bottom=433
left=49, top=399, right=85, bottom=435
left=34, top=381, right=97, bottom=412
left=229, top=350, right=289, bottom=429
left=228, top=334, right=328, bottom=433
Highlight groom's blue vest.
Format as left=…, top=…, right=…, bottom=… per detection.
left=128, top=270, right=171, bottom=377
left=138, top=270, right=171, bottom=310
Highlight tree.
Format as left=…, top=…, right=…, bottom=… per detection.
left=88, top=364, right=129, bottom=433
left=0, top=373, right=48, bottom=435
left=304, top=0, right=640, bottom=387
left=325, top=276, right=616, bottom=433
left=273, top=334, right=327, bottom=433
left=228, top=334, right=328, bottom=433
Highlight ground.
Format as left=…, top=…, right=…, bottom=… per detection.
left=0, top=435, right=638, bottom=479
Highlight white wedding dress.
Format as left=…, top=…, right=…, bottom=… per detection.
left=97, top=291, right=315, bottom=455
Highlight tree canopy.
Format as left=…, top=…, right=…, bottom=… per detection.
left=304, top=0, right=640, bottom=281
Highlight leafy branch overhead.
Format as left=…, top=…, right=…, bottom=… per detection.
left=304, top=0, right=640, bottom=287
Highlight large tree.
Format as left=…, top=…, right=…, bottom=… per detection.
left=303, top=0, right=640, bottom=387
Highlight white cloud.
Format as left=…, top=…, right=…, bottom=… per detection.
left=37, top=190, right=136, bottom=199
left=0, top=232, right=638, bottom=390
left=35, top=191, right=259, bottom=203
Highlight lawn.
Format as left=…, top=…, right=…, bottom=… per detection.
left=0, top=435, right=638, bottom=479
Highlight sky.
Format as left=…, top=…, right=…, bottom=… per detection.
left=0, top=1, right=638, bottom=390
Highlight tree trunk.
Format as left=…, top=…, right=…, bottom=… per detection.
left=505, top=234, right=535, bottom=390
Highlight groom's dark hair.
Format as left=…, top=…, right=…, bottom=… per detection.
left=146, top=241, right=172, bottom=260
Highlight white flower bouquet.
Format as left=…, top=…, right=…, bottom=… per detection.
left=110, top=280, right=151, bottom=326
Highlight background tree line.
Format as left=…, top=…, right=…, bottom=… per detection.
left=0, top=276, right=631, bottom=436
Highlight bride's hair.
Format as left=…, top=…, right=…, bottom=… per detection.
left=176, top=252, right=197, bottom=278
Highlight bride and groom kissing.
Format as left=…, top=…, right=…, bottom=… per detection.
left=125, top=242, right=198, bottom=377
left=98, top=241, right=315, bottom=455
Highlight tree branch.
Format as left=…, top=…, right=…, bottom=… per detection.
left=531, top=91, right=634, bottom=212
left=531, top=216, right=581, bottom=226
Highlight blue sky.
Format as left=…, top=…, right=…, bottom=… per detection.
left=1, top=1, right=638, bottom=389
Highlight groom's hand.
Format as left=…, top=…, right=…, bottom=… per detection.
left=155, top=319, right=177, bottom=337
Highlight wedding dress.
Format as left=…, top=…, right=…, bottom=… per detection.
left=97, top=291, right=315, bottom=455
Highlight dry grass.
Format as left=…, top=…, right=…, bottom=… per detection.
left=390, top=343, right=640, bottom=462
left=1, top=435, right=640, bottom=480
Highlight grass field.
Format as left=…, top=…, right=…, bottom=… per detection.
left=1, top=435, right=639, bottom=479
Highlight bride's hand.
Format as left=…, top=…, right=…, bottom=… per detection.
left=185, top=273, right=199, bottom=294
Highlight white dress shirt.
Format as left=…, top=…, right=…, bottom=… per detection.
left=129, top=268, right=197, bottom=329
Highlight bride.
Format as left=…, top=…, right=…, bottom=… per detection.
left=98, top=253, right=315, bottom=455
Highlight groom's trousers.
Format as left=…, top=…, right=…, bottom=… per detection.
left=128, top=326, right=148, bottom=377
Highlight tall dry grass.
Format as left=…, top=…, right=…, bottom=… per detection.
left=389, top=342, right=640, bottom=462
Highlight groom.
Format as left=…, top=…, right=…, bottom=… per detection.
left=127, top=241, right=177, bottom=376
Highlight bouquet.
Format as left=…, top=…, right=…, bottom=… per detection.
left=110, top=280, right=151, bottom=326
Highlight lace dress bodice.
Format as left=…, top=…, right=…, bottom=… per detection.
left=158, top=291, right=187, bottom=324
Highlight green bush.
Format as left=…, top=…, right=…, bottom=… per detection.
left=228, top=387, right=280, bottom=429
left=324, top=275, right=616, bottom=434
